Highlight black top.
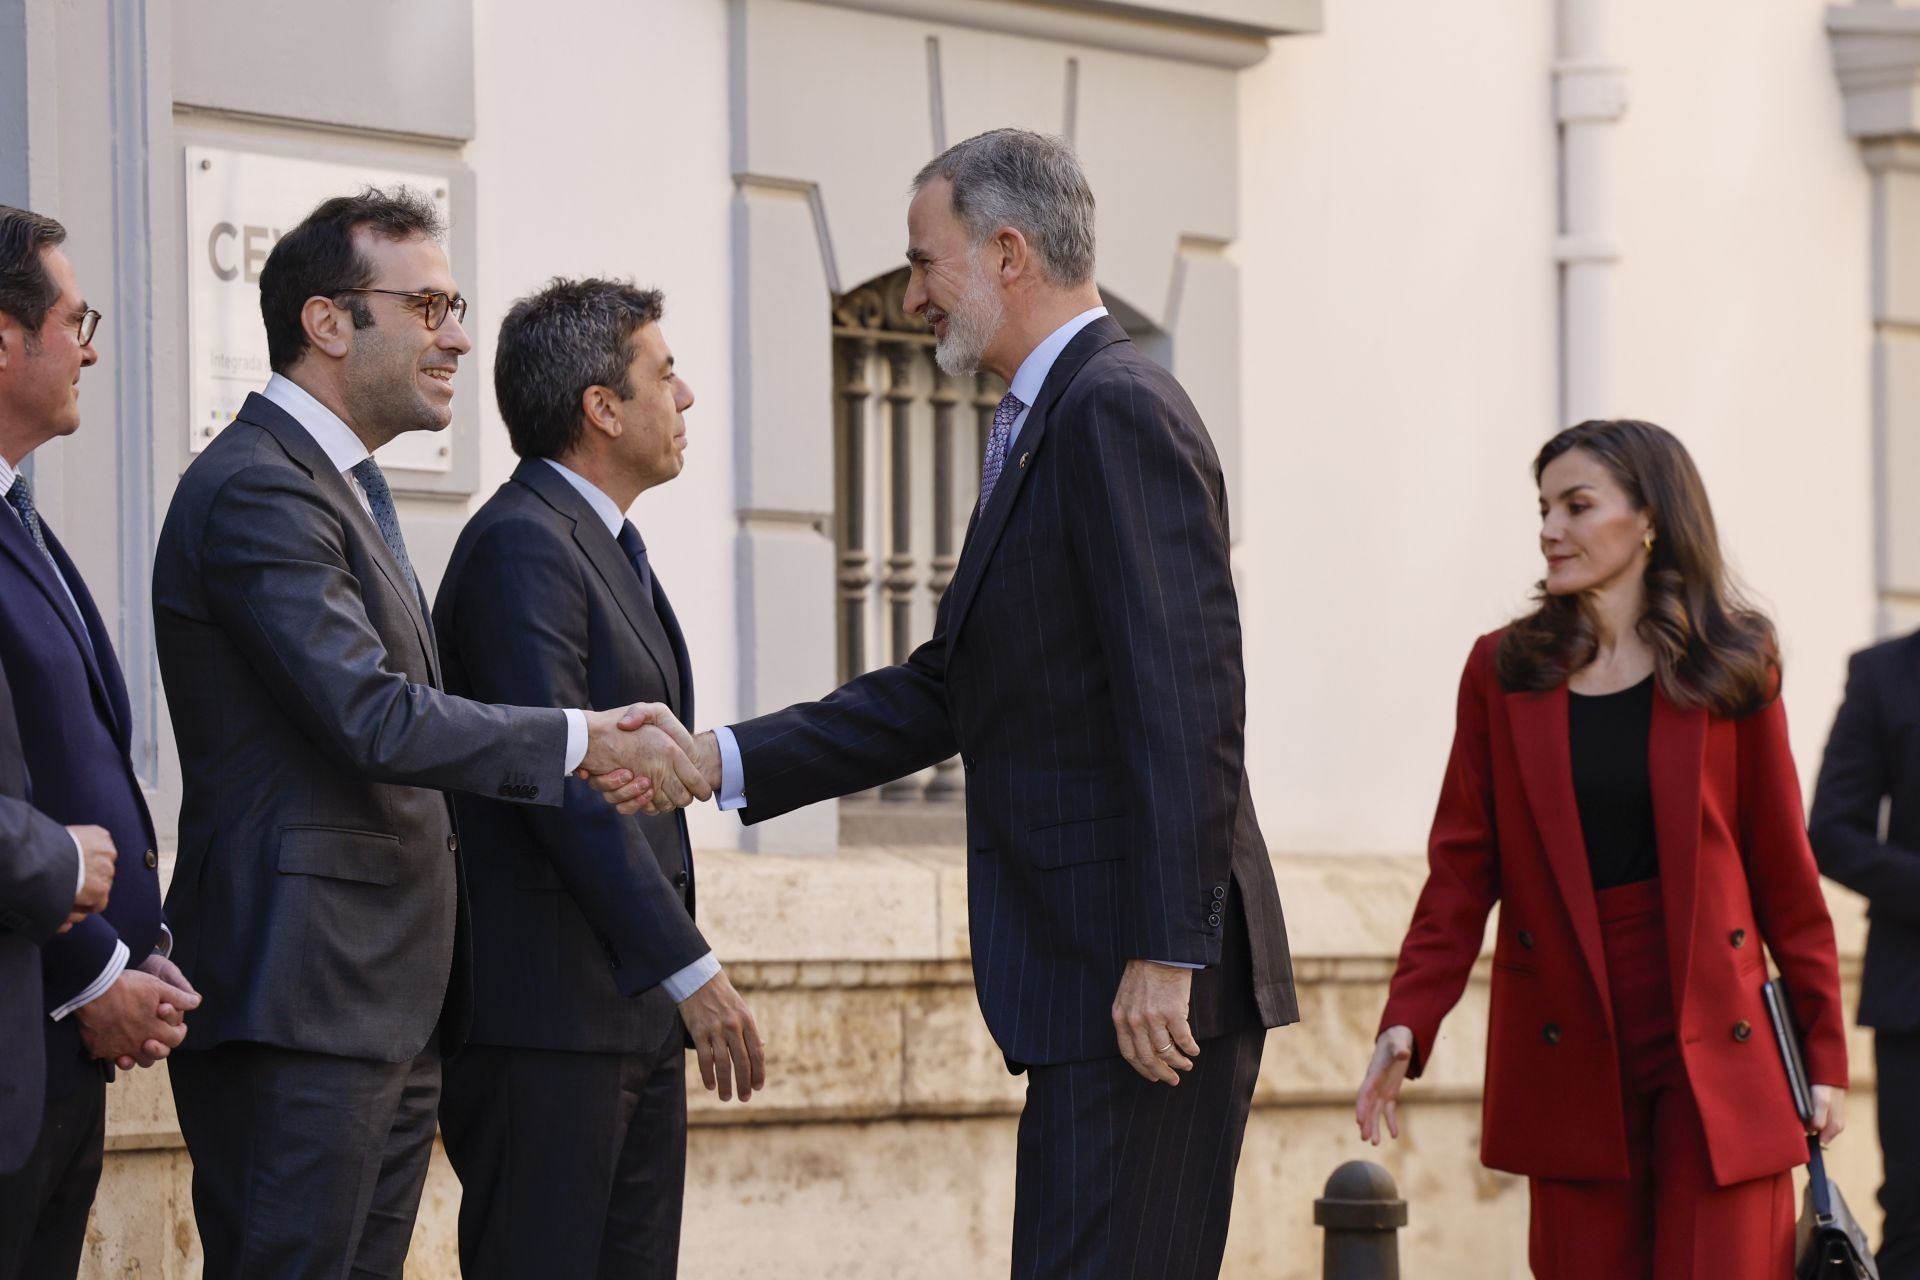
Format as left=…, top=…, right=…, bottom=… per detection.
left=1568, top=674, right=1660, bottom=889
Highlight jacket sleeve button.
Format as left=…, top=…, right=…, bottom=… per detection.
left=1518, top=930, right=1535, bottom=950
left=1542, top=1023, right=1561, bottom=1045
left=1730, top=929, right=1747, bottom=948
left=1733, top=1020, right=1752, bottom=1042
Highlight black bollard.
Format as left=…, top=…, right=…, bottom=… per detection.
left=1314, top=1160, right=1408, bottom=1280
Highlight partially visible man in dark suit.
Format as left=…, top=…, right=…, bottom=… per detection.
left=1811, top=632, right=1920, bottom=1279
left=596, top=129, right=1298, bottom=1280
left=152, top=190, right=711, bottom=1280
left=0, top=655, right=118, bottom=1177
left=434, top=278, right=763, bottom=1279
left=0, top=204, right=195, bottom=1279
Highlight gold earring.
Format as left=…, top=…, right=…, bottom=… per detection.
left=1643, top=531, right=1655, bottom=552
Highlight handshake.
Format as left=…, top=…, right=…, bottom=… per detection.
left=576, top=704, right=721, bottom=816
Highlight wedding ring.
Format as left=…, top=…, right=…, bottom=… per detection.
left=1154, top=1042, right=1175, bottom=1056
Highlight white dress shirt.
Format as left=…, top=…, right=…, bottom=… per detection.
left=262, top=375, right=589, bottom=772
left=542, top=461, right=720, bottom=1004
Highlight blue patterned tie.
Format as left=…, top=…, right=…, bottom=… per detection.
left=4, top=475, right=56, bottom=571
left=349, top=458, right=420, bottom=599
left=979, top=391, right=1024, bottom=509
left=617, top=521, right=652, bottom=599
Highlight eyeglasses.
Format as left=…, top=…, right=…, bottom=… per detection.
left=76, top=309, right=101, bottom=346
left=332, top=288, right=468, bottom=331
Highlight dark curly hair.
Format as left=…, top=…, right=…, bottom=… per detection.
left=1496, top=419, right=1778, bottom=719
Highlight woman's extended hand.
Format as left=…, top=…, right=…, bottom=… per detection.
left=1811, top=1084, right=1847, bottom=1146
left=1355, top=1025, right=1415, bottom=1145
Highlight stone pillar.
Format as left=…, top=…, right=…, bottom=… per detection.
left=1829, top=4, right=1920, bottom=633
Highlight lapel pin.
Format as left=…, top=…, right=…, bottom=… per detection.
left=1018, top=452, right=1030, bottom=469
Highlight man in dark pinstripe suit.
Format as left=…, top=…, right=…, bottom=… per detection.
left=598, top=128, right=1298, bottom=1279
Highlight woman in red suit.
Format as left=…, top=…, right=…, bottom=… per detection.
left=1354, top=420, right=1849, bottom=1277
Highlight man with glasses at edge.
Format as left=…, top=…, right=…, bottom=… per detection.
left=0, top=205, right=193, bottom=1279
left=152, top=187, right=710, bottom=1279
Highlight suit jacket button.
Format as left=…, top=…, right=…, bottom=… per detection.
left=962, top=755, right=976, bottom=771
left=144, top=849, right=159, bottom=870
left=447, top=835, right=459, bottom=853
left=673, top=871, right=690, bottom=889
left=1542, top=1023, right=1561, bottom=1045
left=1733, top=1020, right=1752, bottom=1042
left=1518, top=930, right=1535, bottom=950
left=1730, top=929, right=1746, bottom=948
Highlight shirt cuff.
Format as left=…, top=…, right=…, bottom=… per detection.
left=70, top=829, right=86, bottom=898
left=50, top=939, right=130, bottom=1021
left=1148, top=960, right=1205, bottom=970
left=561, top=708, right=587, bottom=775
left=713, top=726, right=747, bottom=812
left=661, top=951, right=722, bottom=1003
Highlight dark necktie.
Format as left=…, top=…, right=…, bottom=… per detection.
left=617, top=521, right=653, bottom=600
left=5, top=475, right=57, bottom=571
left=349, top=457, right=421, bottom=600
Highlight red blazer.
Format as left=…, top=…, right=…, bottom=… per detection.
left=1379, top=631, right=1848, bottom=1185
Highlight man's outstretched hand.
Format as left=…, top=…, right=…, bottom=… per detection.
left=577, top=703, right=715, bottom=814
left=582, top=707, right=721, bottom=816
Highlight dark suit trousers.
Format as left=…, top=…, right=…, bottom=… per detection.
left=1010, top=1028, right=1264, bottom=1280
left=169, top=1038, right=442, bottom=1280
left=1879, top=1031, right=1920, bottom=1280
left=439, top=1036, right=688, bottom=1280
left=0, top=1073, right=104, bottom=1280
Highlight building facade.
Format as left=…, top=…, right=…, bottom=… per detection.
left=2, top=0, right=1912, bottom=1274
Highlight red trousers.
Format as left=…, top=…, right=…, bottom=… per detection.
left=1527, top=878, right=1795, bottom=1279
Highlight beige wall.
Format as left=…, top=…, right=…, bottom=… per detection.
left=1236, top=0, right=1560, bottom=856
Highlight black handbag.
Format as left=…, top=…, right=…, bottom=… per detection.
left=1764, top=980, right=1879, bottom=1279
left=1796, top=1139, right=1877, bottom=1280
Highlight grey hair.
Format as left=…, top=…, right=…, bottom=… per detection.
left=493, top=277, right=665, bottom=460
left=913, top=129, right=1096, bottom=287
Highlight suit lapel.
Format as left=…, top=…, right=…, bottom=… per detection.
left=243, top=395, right=441, bottom=684
left=514, top=461, right=681, bottom=719
left=0, top=502, right=119, bottom=733
left=1506, top=686, right=1612, bottom=1016
left=1650, top=691, right=1707, bottom=1020
left=943, top=317, right=1129, bottom=649
left=44, top=526, right=129, bottom=741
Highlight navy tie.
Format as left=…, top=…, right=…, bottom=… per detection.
left=5, top=475, right=56, bottom=571
left=349, top=458, right=420, bottom=600
left=617, top=521, right=653, bottom=599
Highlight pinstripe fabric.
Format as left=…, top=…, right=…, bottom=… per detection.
left=734, top=317, right=1296, bottom=1065
left=1011, top=1029, right=1265, bottom=1280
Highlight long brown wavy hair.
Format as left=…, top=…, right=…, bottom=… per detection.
left=1496, top=420, right=1778, bottom=718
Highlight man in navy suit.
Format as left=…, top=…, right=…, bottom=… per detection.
left=0, top=206, right=199, bottom=1278
left=0, top=656, right=118, bottom=1177
left=596, top=129, right=1298, bottom=1280
left=434, top=278, right=762, bottom=1279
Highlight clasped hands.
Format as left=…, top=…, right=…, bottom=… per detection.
left=575, top=703, right=720, bottom=816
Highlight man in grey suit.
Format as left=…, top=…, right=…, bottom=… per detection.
left=435, top=278, right=762, bottom=1279
left=152, top=189, right=710, bottom=1280
left=0, top=658, right=116, bottom=1177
